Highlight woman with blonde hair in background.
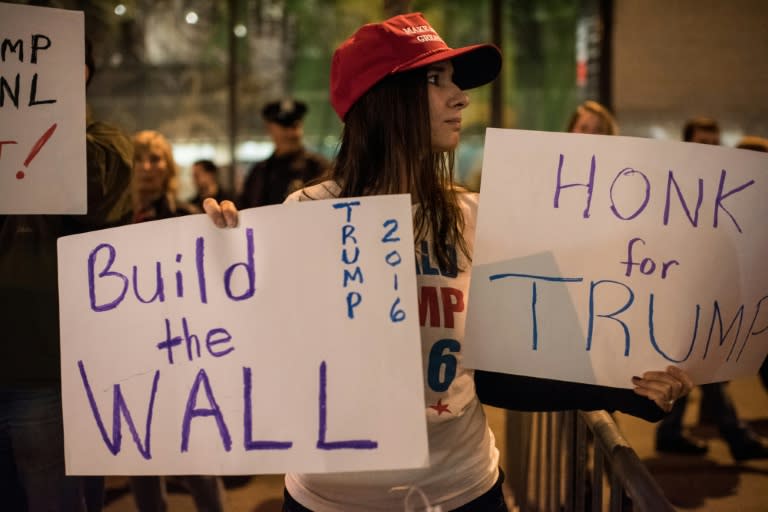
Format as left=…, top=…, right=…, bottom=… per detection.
left=567, top=99, right=619, bottom=135
left=131, top=130, right=199, bottom=223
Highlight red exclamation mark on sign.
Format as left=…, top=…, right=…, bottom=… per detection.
left=16, top=123, right=58, bottom=180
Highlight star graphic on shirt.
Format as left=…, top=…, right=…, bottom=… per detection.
left=429, top=399, right=451, bottom=415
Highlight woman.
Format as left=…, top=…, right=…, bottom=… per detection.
left=130, top=130, right=224, bottom=512
left=132, top=130, right=198, bottom=223
left=567, top=100, right=619, bottom=135
left=205, top=13, right=691, bottom=511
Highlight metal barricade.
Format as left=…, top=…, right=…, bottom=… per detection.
left=504, top=410, right=675, bottom=512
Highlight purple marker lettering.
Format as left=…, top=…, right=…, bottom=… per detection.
left=156, top=318, right=183, bottom=364
left=181, top=369, right=232, bottom=452
left=664, top=171, right=703, bottom=227
left=243, top=367, right=292, bottom=450
left=175, top=253, right=184, bottom=297
left=196, top=236, right=207, bottom=303
left=553, top=153, right=596, bottom=218
left=316, top=361, right=377, bottom=450
left=77, top=360, right=159, bottom=459
left=206, top=328, right=234, bottom=358
left=182, top=317, right=202, bottom=361
left=713, top=169, right=754, bottom=233
left=88, top=243, right=129, bottom=312
left=132, top=262, right=165, bottom=304
left=224, top=228, right=256, bottom=301
left=609, top=168, right=650, bottom=221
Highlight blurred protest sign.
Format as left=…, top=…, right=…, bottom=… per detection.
left=0, top=2, right=86, bottom=213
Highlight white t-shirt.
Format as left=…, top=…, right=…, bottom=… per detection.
left=283, top=182, right=499, bottom=511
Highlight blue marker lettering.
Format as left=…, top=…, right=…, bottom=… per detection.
left=648, top=293, right=700, bottom=362
left=587, top=279, right=634, bottom=356
left=333, top=201, right=361, bottom=222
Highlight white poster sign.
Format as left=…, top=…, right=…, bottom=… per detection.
left=58, top=196, right=427, bottom=475
left=465, top=129, right=768, bottom=387
left=0, top=2, right=86, bottom=213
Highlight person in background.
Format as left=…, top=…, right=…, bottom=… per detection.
left=238, top=99, right=330, bottom=208
left=189, top=159, right=233, bottom=210
left=129, top=131, right=227, bottom=512
left=736, top=135, right=768, bottom=152
left=204, top=12, right=694, bottom=511
left=654, top=117, right=768, bottom=461
left=0, top=37, right=133, bottom=512
left=467, top=99, right=618, bottom=191
left=566, top=99, right=619, bottom=135
left=131, top=130, right=199, bottom=223
left=683, top=116, right=720, bottom=145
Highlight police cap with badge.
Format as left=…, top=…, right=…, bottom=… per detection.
left=262, top=99, right=308, bottom=127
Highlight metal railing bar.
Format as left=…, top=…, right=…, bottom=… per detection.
left=609, top=470, right=622, bottom=512
left=580, top=411, right=676, bottom=512
left=564, top=410, right=575, bottom=512
left=534, top=412, right=542, bottom=510
left=545, top=412, right=553, bottom=512
left=575, top=413, right=587, bottom=512
left=553, top=411, right=562, bottom=511
left=593, top=444, right=603, bottom=512
left=504, top=407, right=675, bottom=512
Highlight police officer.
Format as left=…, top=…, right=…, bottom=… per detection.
left=239, top=99, right=330, bottom=208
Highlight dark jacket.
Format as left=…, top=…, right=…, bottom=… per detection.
left=0, top=119, right=133, bottom=388
left=239, top=148, right=330, bottom=208
left=475, top=371, right=665, bottom=422
left=133, top=196, right=199, bottom=223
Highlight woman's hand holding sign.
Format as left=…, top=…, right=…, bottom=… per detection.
left=632, top=366, right=693, bottom=413
left=203, top=198, right=238, bottom=228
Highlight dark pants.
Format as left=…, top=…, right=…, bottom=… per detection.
left=0, top=387, right=94, bottom=512
left=283, top=469, right=508, bottom=512
left=656, top=382, right=742, bottom=440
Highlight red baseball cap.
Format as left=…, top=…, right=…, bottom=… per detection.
left=330, top=12, right=502, bottom=120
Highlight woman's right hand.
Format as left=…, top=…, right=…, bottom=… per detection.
left=203, top=198, right=239, bottom=228
left=631, top=366, right=693, bottom=413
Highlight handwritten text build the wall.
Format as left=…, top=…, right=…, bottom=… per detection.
left=75, top=200, right=415, bottom=461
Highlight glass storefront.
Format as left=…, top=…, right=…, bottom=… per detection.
left=8, top=0, right=595, bottom=195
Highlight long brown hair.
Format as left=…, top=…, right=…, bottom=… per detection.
left=332, top=67, right=468, bottom=272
